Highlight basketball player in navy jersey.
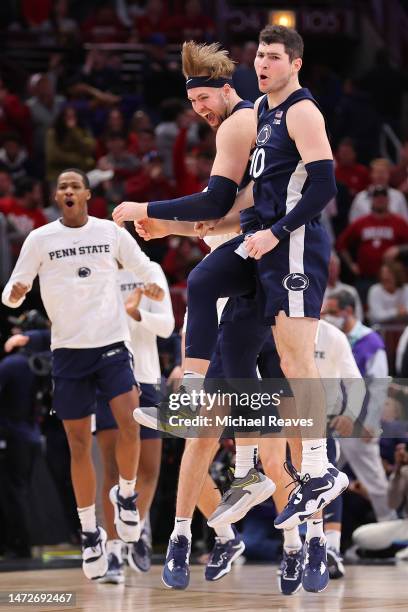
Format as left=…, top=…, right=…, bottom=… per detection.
left=133, top=27, right=350, bottom=593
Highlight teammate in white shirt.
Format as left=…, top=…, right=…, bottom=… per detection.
left=96, top=263, right=174, bottom=583
left=1, top=168, right=165, bottom=581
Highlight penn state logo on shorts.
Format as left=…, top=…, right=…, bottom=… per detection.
left=282, top=272, right=309, bottom=291
left=256, top=124, right=272, bottom=146
left=78, top=267, right=91, bottom=278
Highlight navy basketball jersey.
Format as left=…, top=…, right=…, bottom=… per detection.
left=250, top=87, right=321, bottom=226
left=229, top=100, right=260, bottom=233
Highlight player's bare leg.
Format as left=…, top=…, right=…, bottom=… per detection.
left=109, top=388, right=142, bottom=543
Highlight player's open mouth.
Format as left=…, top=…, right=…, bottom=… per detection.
left=259, top=75, right=268, bottom=81
left=205, top=112, right=216, bottom=123
left=65, top=199, right=75, bottom=207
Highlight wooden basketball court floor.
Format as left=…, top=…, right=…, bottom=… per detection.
left=0, top=564, right=407, bottom=612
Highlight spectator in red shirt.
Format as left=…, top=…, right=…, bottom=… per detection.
left=337, top=186, right=408, bottom=303
left=0, top=176, right=47, bottom=259
left=335, top=138, right=370, bottom=196
left=0, top=78, right=32, bottom=150
left=162, top=236, right=204, bottom=284
left=127, top=111, right=154, bottom=156
left=173, top=111, right=213, bottom=196
left=125, top=151, right=176, bottom=202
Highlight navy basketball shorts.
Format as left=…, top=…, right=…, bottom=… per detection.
left=95, top=383, right=161, bottom=440
left=205, top=298, right=281, bottom=436
left=52, top=342, right=136, bottom=420
left=186, top=234, right=257, bottom=360
left=256, top=220, right=331, bottom=322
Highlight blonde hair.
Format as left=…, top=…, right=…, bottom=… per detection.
left=181, top=41, right=235, bottom=80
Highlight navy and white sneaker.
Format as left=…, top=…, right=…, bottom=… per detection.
left=162, top=536, right=191, bottom=589
left=128, top=526, right=152, bottom=573
left=278, top=548, right=303, bottom=595
left=205, top=527, right=245, bottom=581
left=327, top=547, right=345, bottom=579
left=274, top=462, right=349, bottom=530
left=98, top=553, right=125, bottom=584
left=81, top=526, right=108, bottom=580
left=109, top=485, right=141, bottom=543
left=302, top=537, right=329, bottom=593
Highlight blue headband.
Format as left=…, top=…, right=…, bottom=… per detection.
left=185, top=76, right=233, bottom=90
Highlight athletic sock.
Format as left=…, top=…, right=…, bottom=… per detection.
left=234, top=444, right=258, bottom=478
left=214, top=524, right=235, bottom=543
left=325, top=529, right=341, bottom=552
left=301, top=439, right=328, bottom=477
left=306, top=518, right=325, bottom=542
left=78, top=504, right=97, bottom=533
left=283, top=526, right=302, bottom=552
left=106, top=539, right=123, bottom=562
left=171, top=517, right=192, bottom=541
left=119, top=475, right=136, bottom=498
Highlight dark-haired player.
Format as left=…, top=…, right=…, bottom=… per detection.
left=2, top=168, right=164, bottom=580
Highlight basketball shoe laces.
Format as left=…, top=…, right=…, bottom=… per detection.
left=306, top=538, right=325, bottom=570
left=82, top=529, right=101, bottom=552
left=117, top=491, right=138, bottom=511
left=170, top=538, right=189, bottom=568
left=284, top=461, right=311, bottom=505
left=282, top=551, right=301, bottom=579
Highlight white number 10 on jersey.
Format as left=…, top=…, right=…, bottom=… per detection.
left=249, top=147, right=265, bottom=179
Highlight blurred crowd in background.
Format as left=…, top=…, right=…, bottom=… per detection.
left=0, top=0, right=408, bottom=566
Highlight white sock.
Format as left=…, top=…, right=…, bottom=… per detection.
left=119, top=475, right=136, bottom=498
left=214, top=524, right=235, bottom=543
left=234, top=444, right=258, bottom=478
left=77, top=504, right=97, bottom=533
left=283, top=527, right=302, bottom=552
left=171, top=517, right=192, bottom=541
left=306, top=518, right=326, bottom=542
left=106, top=539, right=123, bottom=561
left=326, top=529, right=341, bottom=552
left=301, top=439, right=328, bottom=477
left=183, top=371, right=205, bottom=411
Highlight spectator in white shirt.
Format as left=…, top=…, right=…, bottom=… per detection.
left=367, top=261, right=408, bottom=324
left=349, top=158, right=408, bottom=223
